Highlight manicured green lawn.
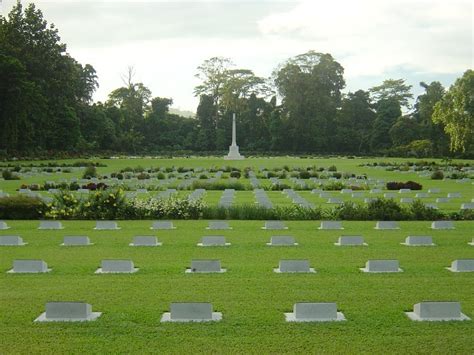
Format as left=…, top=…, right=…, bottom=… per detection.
left=1, top=220, right=473, bottom=353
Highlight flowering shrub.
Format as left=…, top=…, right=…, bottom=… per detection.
left=81, top=189, right=127, bottom=219
left=45, top=191, right=80, bottom=219
left=128, top=196, right=205, bottom=219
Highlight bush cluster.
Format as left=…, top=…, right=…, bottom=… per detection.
left=386, top=181, right=422, bottom=190
left=0, top=196, right=46, bottom=219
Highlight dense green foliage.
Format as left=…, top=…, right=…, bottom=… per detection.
left=0, top=3, right=473, bottom=157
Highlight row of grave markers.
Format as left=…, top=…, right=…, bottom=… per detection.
left=0, top=220, right=463, bottom=230
left=5, top=258, right=474, bottom=273
left=31, top=301, right=471, bottom=323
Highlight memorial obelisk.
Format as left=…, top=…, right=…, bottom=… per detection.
left=224, top=113, right=244, bottom=160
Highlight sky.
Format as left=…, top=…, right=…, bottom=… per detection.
left=2, top=0, right=473, bottom=112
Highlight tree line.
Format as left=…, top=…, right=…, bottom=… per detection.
left=1, top=2, right=473, bottom=157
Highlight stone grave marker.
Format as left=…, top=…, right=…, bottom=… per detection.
left=161, top=302, right=222, bottom=322
left=406, top=302, right=470, bottom=321
left=384, top=193, right=396, bottom=198
left=38, top=221, right=64, bottom=230
left=94, top=221, right=120, bottom=230
left=428, top=188, right=441, bottom=193
left=446, top=259, right=474, bottom=272
left=335, top=236, right=367, bottom=246
left=319, top=221, right=343, bottom=230
left=8, top=260, right=51, bottom=273
left=0, top=220, right=11, bottom=230
left=327, top=197, right=343, bottom=204
left=129, top=236, right=161, bottom=246
left=399, top=189, right=411, bottom=193
left=197, top=236, right=230, bottom=247
left=274, top=260, right=315, bottom=273
left=95, top=260, right=138, bottom=273
left=400, top=198, right=413, bottom=203
left=267, top=236, right=298, bottom=246
left=0, top=235, right=26, bottom=246
left=436, top=197, right=450, bottom=203
left=375, top=221, right=400, bottom=230
left=35, top=302, right=102, bottom=322
left=360, top=260, right=402, bottom=273
left=285, top=302, right=345, bottom=322
left=150, top=221, right=176, bottom=230
left=461, top=203, right=474, bottom=210
left=186, top=259, right=225, bottom=273
left=447, top=192, right=461, bottom=198
left=207, top=221, right=231, bottom=230
left=62, top=236, right=92, bottom=246
left=262, top=220, right=287, bottom=230
left=401, top=236, right=435, bottom=246
left=431, top=221, right=454, bottom=229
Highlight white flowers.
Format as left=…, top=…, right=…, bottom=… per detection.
left=128, top=196, right=206, bottom=218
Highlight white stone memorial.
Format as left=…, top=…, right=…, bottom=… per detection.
left=461, top=203, right=474, bottom=210
left=0, top=220, right=10, bottom=230
left=469, top=238, right=474, bottom=246
left=446, top=259, right=474, bottom=272
left=61, top=236, right=92, bottom=246
left=285, top=302, right=345, bottom=322
left=267, top=236, right=298, bottom=246
left=327, top=197, right=343, bottom=204
left=274, top=260, right=315, bottom=273
left=399, top=189, right=411, bottom=193
left=95, top=259, right=138, bottom=273
left=129, top=236, right=161, bottom=246
left=319, top=221, right=344, bottom=230
left=150, top=221, right=176, bottom=230
left=35, top=302, right=102, bottom=322
left=406, top=302, right=470, bottom=321
left=38, top=221, right=64, bottom=230
left=428, top=188, right=441, bottom=194
left=224, top=113, right=244, bottom=160
left=447, top=192, right=461, bottom=198
left=94, top=221, right=120, bottom=230
left=186, top=259, right=225, bottom=273
left=0, top=235, right=26, bottom=246
left=197, top=236, right=230, bottom=247
left=436, top=197, right=450, bottom=203
left=401, top=236, right=435, bottom=246
left=161, top=302, right=222, bottom=322
left=8, top=260, right=51, bottom=273
left=206, top=221, right=231, bottom=230
left=262, top=220, right=288, bottom=230
left=375, top=221, right=400, bottom=230
left=335, top=236, right=367, bottom=246
left=431, top=221, right=454, bottom=230
left=360, top=260, right=402, bottom=273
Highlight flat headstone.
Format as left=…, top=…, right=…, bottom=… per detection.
left=8, top=260, right=51, bottom=273
left=447, top=259, right=474, bottom=272
left=428, top=188, right=441, bottom=194
left=150, top=221, right=176, bottom=230
left=447, top=192, right=461, bottom=198
left=77, top=189, right=90, bottom=194
left=95, top=259, right=138, bottom=273
left=406, top=302, right=470, bottom=321
left=38, top=221, right=64, bottom=230
left=360, top=260, right=402, bottom=273
left=35, top=302, right=102, bottom=322
left=436, top=197, right=450, bottom=203
left=62, top=236, right=92, bottom=246
left=340, top=189, right=352, bottom=194
left=364, top=198, right=376, bottom=203
left=267, top=236, right=298, bottom=246
left=375, top=221, right=400, bottom=230
left=198, top=236, right=230, bottom=247
left=399, top=189, right=411, bottom=193
left=0, top=235, right=26, bottom=246
left=402, top=236, right=435, bottom=246
left=431, top=221, right=454, bottom=230
left=352, top=192, right=364, bottom=198
left=327, top=197, right=343, bottom=204
left=400, top=198, right=413, bottom=203
left=319, top=221, right=343, bottom=230
left=0, top=221, right=10, bottom=230
left=461, top=203, right=474, bottom=210
left=186, top=259, right=225, bottom=273
left=262, top=220, right=287, bottom=230
left=335, top=236, right=367, bottom=246
left=129, top=236, right=161, bottom=246
left=94, top=221, right=120, bottom=230
left=469, top=238, right=474, bottom=246
left=384, top=193, right=396, bottom=198
left=161, top=302, right=222, bottom=322
left=274, top=260, right=315, bottom=273
left=207, top=221, right=231, bottom=230
left=285, top=303, right=345, bottom=322
left=415, top=193, right=429, bottom=198
left=370, top=189, right=382, bottom=194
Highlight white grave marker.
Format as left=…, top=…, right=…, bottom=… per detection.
left=0, top=235, right=26, bottom=246
left=285, top=302, right=345, bottom=322
left=95, top=260, right=138, bottom=273
left=197, top=236, right=230, bottom=247
left=360, top=260, right=402, bottom=273
left=161, top=302, right=222, bottom=322
left=267, top=236, right=298, bottom=246
left=274, top=260, right=315, bottom=273
left=319, top=221, right=344, bottom=230
left=129, top=236, right=161, bottom=246
left=406, top=302, right=470, bottom=321
left=62, top=236, right=92, bottom=246
left=35, top=302, right=102, bottom=322
left=94, top=221, right=120, bottom=230
left=446, top=259, right=474, bottom=272
left=335, top=236, right=367, bottom=246
left=401, top=236, right=435, bottom=246
left=8, top=260, right=51, bottom=273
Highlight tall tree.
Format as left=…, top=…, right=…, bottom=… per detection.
left=370, top=79, right=413, bottom=109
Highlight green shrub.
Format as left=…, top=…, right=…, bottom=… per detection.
left=299, top=171, right=311, bottom=179
left=82, top=165, right=97, bottom=179
left=431, top=170, right=444, bottom=180
left=230, top=171, right=241, bottom=179
left=191, top=180, right=248, bottom=191
left=408, top=200, right=444, bottom=220
left=328, top=165, right=337, bottom=172
left=0, top=196, right=46, bottom=219
left=2, top=170, right=20, bottom=180
left=366, top=198, right=407, bottom=220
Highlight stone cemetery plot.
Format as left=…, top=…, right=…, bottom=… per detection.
left=415, top=193, right=429, bottom=198
left=428, top=188, right=441, bottom=194
left=35, top=302, right=102, bottom=322
left=400, top=198, right=413, bottom=204
left=334, top=236, right=367, bottom=246
left=207, top=221, right=231, bottom=230
left=431, top=221, right=454, bottom=230
left=0, top=220, right=11, bottom=230
left=351, top=192, right=364, bottom=198
left=262, top=220, right=288, bottom=230
left=94, top=221, right=120, bottom=230
left=95, top=260, right=138, bottom=273
left=274, top=260, right=315, bottom=273
left=129, top=236, right=161, bottom=247
left=424, top=203, right=438, bottom=209
left=161, top=303, right=222, bottom=322
left=446, top=259, right=474, bottom=272
left=447, top=192, right=461, bottom=198
left=0, top=235, right=27, bottom=246
left=370, top=188, right=382, bottom=194
left=436, top=197, right=450, bottom=203
left=375, top=221, right=400, bottom=230
left=405, top=302, right=470, bottom=321
left=8, top=260, right=51, bottom=273
left=327, top=197, right=343, bottom=204
left=319, top=192, right=331, bottom=198
left=401, top=236, right=435, bottom=246
left=340, top=189, right=352, bottom=194
left=266, top=236, right=298, bottom=246
left=384, top=193, right=396, bottom=198
left=461, top=203, right=474, bottom=210
left=61, top=236, right=92, bottom=246
left=360, top=260, right=402, bottom=273
left=197, top=236, right=230, bottom=247
left=399, top=189, right=411, bottom=193
left=150, top=221, right=176, bottom=230
left=285, top=303, right=346, bottom=322
left=319, top=221, right=344, bottom=230
left=38, top=221, right=64, bottom=230
left=186, top=260, right=226, bottom=273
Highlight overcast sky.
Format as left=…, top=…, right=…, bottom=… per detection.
left=2, top=0, right=473, bottom=112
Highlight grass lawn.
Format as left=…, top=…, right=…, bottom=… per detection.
left=1, top=220, right=473, bottom=354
